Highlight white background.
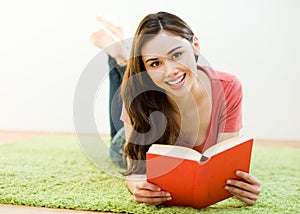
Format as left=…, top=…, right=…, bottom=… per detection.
left=0, top=0, right=299, bottom=139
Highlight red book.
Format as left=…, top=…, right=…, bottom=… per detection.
left=146, top=136, right=253, bottom=209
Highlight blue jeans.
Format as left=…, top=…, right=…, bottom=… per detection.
left=108, top=56, right=127, bottom=168
left=108, top=56, right=125, bottom=139
left=110, top=127, right=126, bottom=168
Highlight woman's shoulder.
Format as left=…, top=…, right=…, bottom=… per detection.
left=199, top=65, right=242, bottom=95
left=199, top=65, right=239, bottom=83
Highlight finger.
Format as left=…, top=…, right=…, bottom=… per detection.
left=136, top=182, right=162, bottom=192
left=236, top=171, right=261, bottom=186
left=225, top=185, right=259, bottom=201
left=135, top=195, right=172, bottom=206
left=233, top=195, right=257, bottom=206
left=134, top=189, right=171, bottom=198
left=227, top=179, right=260, bottom=195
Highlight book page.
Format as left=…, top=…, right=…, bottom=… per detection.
left=148, top=144, right=203, bottom=161
left=203, top=136, right=252, bottom=158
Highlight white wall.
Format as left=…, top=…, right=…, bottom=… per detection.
left=0, top=0, right=299, bottom=139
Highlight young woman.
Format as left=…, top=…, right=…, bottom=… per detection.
left=119, top=11, right=261, bottom=206
left=91, top=11, right=260, bottom=207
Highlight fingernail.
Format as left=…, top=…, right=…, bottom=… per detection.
left=224, top=186, right=229, bottom=190
left=166, top=192, right=171, bottom=197
left=236, top=170, right=241, bottom=175
left=167, top=197, right=172, bottom=201
left=157, top=188, right=161, bottom=191
left=227, top=180, right=231, bottom=184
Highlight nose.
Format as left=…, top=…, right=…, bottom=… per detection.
left=165, top=59, right=179, bottom=77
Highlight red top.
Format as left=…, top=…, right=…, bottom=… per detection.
left=121, top=66, right=243, bottom=153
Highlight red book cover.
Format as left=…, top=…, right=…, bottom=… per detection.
left=146, top=136, right=253, bottom=209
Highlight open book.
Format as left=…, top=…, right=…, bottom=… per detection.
left=146, top=136, right=254, bottom=209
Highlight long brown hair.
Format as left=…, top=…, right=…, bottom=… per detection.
left=121, top=11, right=196, bottom=175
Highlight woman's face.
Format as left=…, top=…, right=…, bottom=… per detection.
left=141, top=30, right=199, bottom=97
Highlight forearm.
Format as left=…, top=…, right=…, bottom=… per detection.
left=217, top=132, right=239, bottom=143
left=126, top=174, right=146, bottom=193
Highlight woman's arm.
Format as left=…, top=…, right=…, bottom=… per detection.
left=218, top=132, right=261, bottom=205
left=217, top=131, right=239, bottom=143
left=126, top=174, right=172, bottom=206
left=225, top=171, right=261, bottom=205
left=124, top=123, right=172, bottom=205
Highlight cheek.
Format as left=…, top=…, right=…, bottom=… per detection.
left=182, top=54, right=197, bottom=68
left=147, top=71, right=164, bottom=84
left=180, top=57, right=197, bottom=75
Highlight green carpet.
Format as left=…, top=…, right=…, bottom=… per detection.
left=0, top=135, right=299, bottom=214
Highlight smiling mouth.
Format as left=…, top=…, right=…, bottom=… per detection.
left=165, top=73, right=186, bottom=86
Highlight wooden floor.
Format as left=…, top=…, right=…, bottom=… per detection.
left=0, top=204, right=102, bottom=214
left=0, top=130, right=299, bottom=213
left=252, top=138, right=300, bottom=148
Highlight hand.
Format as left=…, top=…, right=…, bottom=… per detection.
left=126, top=175, right=172, bottom=206
left=225, top=170, right=261, bottom=205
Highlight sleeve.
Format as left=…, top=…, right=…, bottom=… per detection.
left=220, top=76, right=243, bottom=132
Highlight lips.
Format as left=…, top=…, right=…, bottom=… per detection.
left=165, top=73, right=186, bottom=86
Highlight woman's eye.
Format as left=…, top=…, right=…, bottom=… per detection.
left=150, top=61, right=161, bottom=67
left=172, top=52, right=182, bottom=59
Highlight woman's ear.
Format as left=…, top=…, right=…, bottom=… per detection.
left=192, top=35, right=200, bottom=55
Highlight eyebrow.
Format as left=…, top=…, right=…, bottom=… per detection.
left=167, top=46, right=183, bottom=55
left=144, top=46, right=183, bottom=64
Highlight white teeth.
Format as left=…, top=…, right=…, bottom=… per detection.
left=167, top=74, right=185, bottom=86
left=168, top=79, right=182, bottom=85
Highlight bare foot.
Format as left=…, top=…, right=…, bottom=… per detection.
left=97, top=16, right=124, bottom=40
left=91, top=27, right=128, bottom=66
